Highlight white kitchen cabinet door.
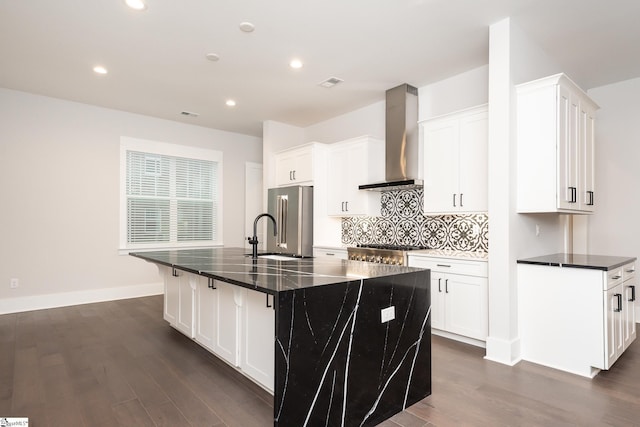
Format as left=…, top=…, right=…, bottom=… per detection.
left=430, top=272, right=446, bottom=331
left=174, top=270, right=196, bottom=338
left=422, top=118, right=458, bottom=213
left=422, top=105, right=488, bottom=214
left=444, top=274, right=488, bottom=341
left=623, top=281, right=637, bottom=351
left=240, top=288, right=275, bottom=392
left=327, top=136, right=383, bottom=216
left=210, top=281, right=242, bottom=367
left=579, top=103, right=597, bottom=212
left=195, top=278, right=241, bottom=368
left=195, top=278, right=216, bottom=352
left=163, top=267, right=178, bottom=325
left=458, top=110, right=488, bottom=212
left=605, top=285, right=624, bottom=369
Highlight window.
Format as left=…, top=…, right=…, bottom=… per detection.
left=120, top=137, right=223, bottom=252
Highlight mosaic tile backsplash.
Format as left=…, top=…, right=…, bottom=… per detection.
left=341, top=189, right=488, bottom=252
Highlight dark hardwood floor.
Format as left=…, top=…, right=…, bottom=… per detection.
left=1, top=295, right=639, bottom=426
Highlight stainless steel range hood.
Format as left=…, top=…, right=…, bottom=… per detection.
left=359, top=83, right=422, bottom=191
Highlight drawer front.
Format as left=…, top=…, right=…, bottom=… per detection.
left=606, top=267, right=624, bottom=290
left=408, top=256, right=488, bottom=277
left=623, top=261, right=636, bottom=282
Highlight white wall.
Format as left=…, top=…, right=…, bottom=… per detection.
left=587, top=77, right=640, bottom=260
left=0, top=88, right=261, bottom=313
left=419, top=65, right=489, bottom=120
left=304, top=101, right=385, bottom=144
left=485, top=18, right=567, bottom=365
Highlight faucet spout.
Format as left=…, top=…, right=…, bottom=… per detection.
left=248, top=213, right=278, bottom=259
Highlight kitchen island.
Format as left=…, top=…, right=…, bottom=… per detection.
left=131, top=248, right=431, bottom=426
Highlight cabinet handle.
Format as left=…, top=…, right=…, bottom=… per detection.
left=612, top=275, right=622, bottom=280
left=445, top=278, right=449, bottom=293
left=438, top=278, right=442, bottom=292
left=460, top=193, right=464, bottom=207
left=345, top=201, right=348, bottom=212
left=630, top=285, right=636, bottom=302
left=436, top=264, right=451, bottom=268
left=453, top=193, right=456, bottom=207
left=341, top=201, right=344, bottom=212
left=266, top=293, right=273, bottom=308
left=172, top=268, right=179, bottom=277
left=614, top=293, right=623, bottom=312
left=292, top=170, right=296, bottom=180
left=587, top=190, right=594, bottom=206
left=208, top=277, right=217, bottom=290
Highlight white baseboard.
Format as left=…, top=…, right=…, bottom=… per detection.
left=432, top=329, right=486, bottom=348
left=0, top=282, right=164, bottom=315
left=484, top=335, right=521, bottom=366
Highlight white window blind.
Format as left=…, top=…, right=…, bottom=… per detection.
left=120, top=137, right=222, bottom=250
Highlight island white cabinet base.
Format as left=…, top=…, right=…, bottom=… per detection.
left=160, top=266, right=275, bottom=392
left=518, top=255, right=637, bottom=378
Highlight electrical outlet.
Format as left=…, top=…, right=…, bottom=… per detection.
left=10, top=278, right=19, bottom=289
left=381, top=306, right=395, bottom=323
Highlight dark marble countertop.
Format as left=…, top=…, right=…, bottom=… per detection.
left=516, top=253, right=636, bottom=271
left=130, top=247, right=424, bottom=294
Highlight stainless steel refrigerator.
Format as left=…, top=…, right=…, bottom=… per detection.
left=267, top=186, right=313, bottom=257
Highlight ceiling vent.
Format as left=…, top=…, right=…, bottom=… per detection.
left=318, top=77, right=344, bottom=88
left=180, top=111, right=200, bottom=117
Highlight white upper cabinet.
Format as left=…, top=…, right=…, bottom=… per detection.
left=517, top=73, right=599, bottom=213
left=275, top=142, right=326, bottom=187
left=421, top=105, right=488, bottom=214
left=326, top=136, right=384, bottom=216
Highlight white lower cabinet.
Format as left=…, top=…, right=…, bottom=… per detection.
left=163, top=267, right=196, bottom=338
left=605, top=265, right=637, bottom=369
left=518, top=260, right=637, bottom=377
left=408, top=255, right=488, bottom=343
left=240, top=289, right=275, bottom=392
left=196, top=279, right=241, bottom=367
left=313, top=247, right=348, bottom=260
left=163, top=269, right=275, bottom=392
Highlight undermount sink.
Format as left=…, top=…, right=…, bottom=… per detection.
left=259, top=254, right=299, bottom=261
left=245, top=253, right=300, bottom=261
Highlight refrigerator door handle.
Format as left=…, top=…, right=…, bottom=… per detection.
left=276, top=195, right=288, bottom=248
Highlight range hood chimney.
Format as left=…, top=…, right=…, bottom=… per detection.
left=359, top=83, right=422, bottom=191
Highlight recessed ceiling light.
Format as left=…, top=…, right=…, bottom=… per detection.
left=205, top=53, right=220, bottom=62
left=289, top=59, right=303, bottom=69
left=239, top=22, right=255, bottom=33
left=93, top=66, right=108, bottom=75
left=226, top=99, right=237, bottom=107
left=125, top=0, right=146, bottom=10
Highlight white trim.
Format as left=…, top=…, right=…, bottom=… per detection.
left=484, top=335, right=522, bottom=366
left=0, top=282, right=163, bottom=315
left=431, top=329, right=486, bottom=348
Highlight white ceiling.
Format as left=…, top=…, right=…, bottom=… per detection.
left=1, top=0, right=639, bottom=137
